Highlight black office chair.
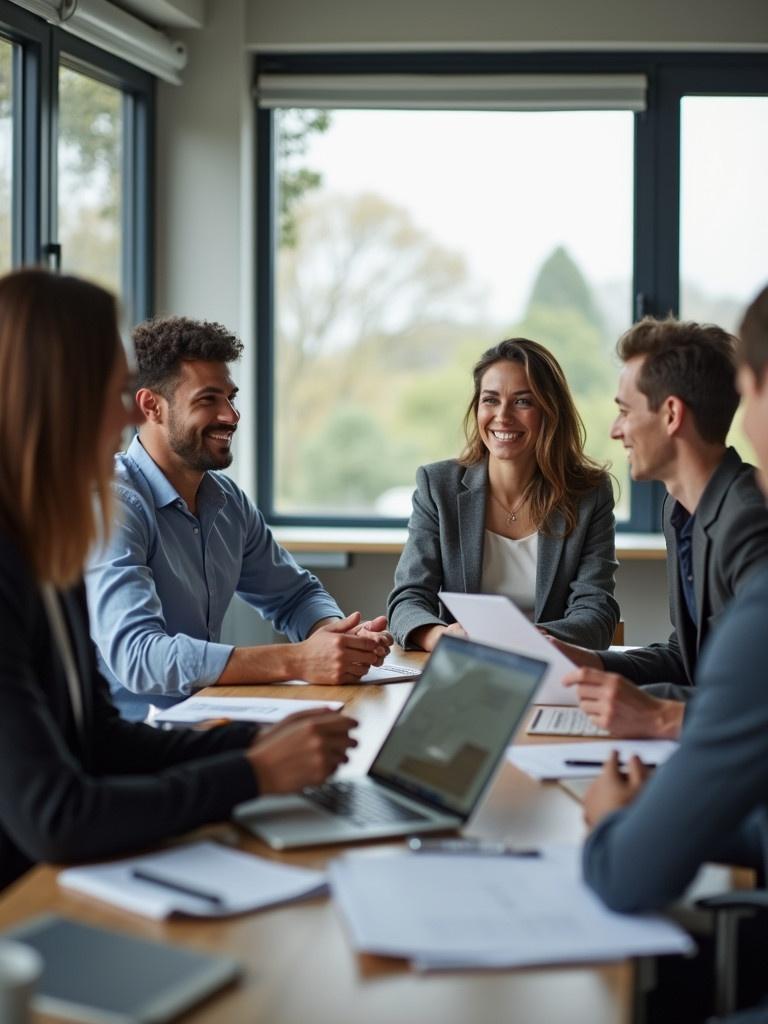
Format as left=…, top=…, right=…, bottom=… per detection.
left=697, top=889, right=768, bottom=1022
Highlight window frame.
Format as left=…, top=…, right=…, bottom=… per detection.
left=255, top=51, right=768, bottom=533
left=0, top=0, right=154, bottom=323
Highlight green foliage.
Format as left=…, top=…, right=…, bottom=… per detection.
left=293, top=405, right=408, bottom=508
left=277, top=109, right=330, bottom=248
left=526, top=245, right=604, bottom=331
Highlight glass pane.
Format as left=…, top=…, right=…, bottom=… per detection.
left=58, top=65, right=122, bottom=294
left=680, top=96, right=768, bottom=464
left=0, top=37, right=13, bottom=274
left=274, top=108, right=633, bottom=520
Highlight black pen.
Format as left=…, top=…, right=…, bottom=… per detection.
left=131, top=868, right=224, bottom=906
left=563, top=758, right=656, bottom=768
left=407, top=837, right=541, bottom=857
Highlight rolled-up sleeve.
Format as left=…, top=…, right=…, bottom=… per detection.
left=86, top=491, right=233, bottom=698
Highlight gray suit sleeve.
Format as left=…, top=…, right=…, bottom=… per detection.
left=600, top=632, right=688, bottom=687
left=387, top=467, right=449, bottom=648
left=537, top=477, right=620, bottom=649
left=583, top=576, right=768, bottom=913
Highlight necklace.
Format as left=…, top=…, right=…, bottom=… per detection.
left=489, top=490, right=528, bottom=525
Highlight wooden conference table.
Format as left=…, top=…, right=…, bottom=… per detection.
left=0, top=651, right=636, bottom=1024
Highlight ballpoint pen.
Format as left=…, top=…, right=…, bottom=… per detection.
left=407, top=837, right=541, bottom=857
left=563, top=758, right=656, bottom=768
left=131, top=868, right=224, bottom=906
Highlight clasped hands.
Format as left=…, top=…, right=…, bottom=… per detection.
left=300, top=611, right=393, bottom=684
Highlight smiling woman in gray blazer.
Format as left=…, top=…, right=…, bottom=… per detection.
left=388, top=338, right=619, bottom=651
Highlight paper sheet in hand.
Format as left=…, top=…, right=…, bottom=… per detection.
left=330, top=845, right=694, bottom=968
left=508, top=739, right=679, bottom=779
left=440, top=592, right=576, bottom=705
left=154, top=695, right=342, bottom=725
left=59, top=840, right=326, bottom=919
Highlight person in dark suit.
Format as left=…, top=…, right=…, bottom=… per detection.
left=387, top=338, right=619, bottom=651
left=0, top=269, right=356, bottom=892
left=582, top=283, right=768, bottom=914
left=558, top=317, right=768, bottom=740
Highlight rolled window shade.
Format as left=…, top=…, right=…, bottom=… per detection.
left=10, top=0, right=186, bottom=83
left=256, top=73, right=647, bottom=112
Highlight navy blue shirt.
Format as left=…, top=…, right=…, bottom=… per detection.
left=670, top=501, right=697, bottom=625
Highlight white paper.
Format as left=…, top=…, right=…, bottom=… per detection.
left=280, top=658, right=421, bottom=686
left=59, top=840, right=326, bottom=919
left=440, top=593, right=577, bottom=705
left=507, top=739, right=679, bottom=779
left=330, top=845, right=693, bottom=968
left=527, top=706, right=609, bottom=737
left=153, top=696, right=343, bottom=725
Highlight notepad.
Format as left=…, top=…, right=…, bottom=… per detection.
left=6, top=915, right=240, bottom=1024
left=507, top=739, right=679, bottom=780
left=154, top=696, right=343, bottom=726
left=58, top=840, right=326, bottom=919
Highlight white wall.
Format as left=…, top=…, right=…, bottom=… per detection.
left=156, top=0, right=762, bottom=649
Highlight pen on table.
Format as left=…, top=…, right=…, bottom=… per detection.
left=407, top=837, right=541, bottom=858
left=563, top=758, right=657, bottom=768
left=131, top=868, right=225, bottom=906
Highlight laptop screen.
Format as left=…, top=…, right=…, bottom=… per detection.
left=368, top=635, right=547, bottom=819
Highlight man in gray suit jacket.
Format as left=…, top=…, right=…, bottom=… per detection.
left=582, top=284, right=768, bottom=916
left=559, top=317, right=768, bottom=740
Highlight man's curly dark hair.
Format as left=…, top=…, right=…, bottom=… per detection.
left=132, top=316, right=244, bottom=396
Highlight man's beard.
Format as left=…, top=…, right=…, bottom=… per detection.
left=168, top=408, right=234, bottom=472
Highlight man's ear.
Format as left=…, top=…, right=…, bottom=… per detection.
left=136, top=387, right=165, bottom=424
left=664, top=395, right=686, bottom=436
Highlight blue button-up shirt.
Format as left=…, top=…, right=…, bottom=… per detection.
left=670, top=500, right=698, bottom=626
left=86, top=437, right=342, bottom=720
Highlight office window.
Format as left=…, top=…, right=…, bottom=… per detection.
left=272, top=107, right=633, bottom=520
left=0, top=1, right=153, bottom=322
left=0, top=35, right=12, bottom=273
left=680, top=95, right=768, bottom=463
left=58, top=65, right=123, bottom=294
left=257, top=57, right=768, bottom=530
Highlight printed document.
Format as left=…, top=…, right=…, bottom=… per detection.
left=154, top=696, right=343, bottom=726
left=440, top=593, right=577, bottom=705
left=330, top=844, right=694, bottom=968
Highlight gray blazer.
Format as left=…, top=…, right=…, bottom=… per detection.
left=387, top=459, right=619, bottom=649
left=601, top=447, right=768, bottom=699
left=584, top=567, right=768, bottom=913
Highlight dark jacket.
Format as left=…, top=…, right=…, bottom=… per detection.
left=0, top=529, right=258, bottom=891
left=387, top=459, right=619, bottom=649
left=601, top=448, right=768, bottom=698
left=584, top=566, right=768, bottom=913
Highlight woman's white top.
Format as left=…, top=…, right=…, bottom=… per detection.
left=481, top=529, right=539, bottom=614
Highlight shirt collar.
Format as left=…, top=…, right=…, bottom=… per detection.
left=670, top=500, right=695, bottom=537
left=126, top=435, right=227, bottom=512
left=126, top=435, right=180, bottom=509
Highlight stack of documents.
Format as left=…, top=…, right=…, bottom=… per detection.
left=508, top=739, right=679, bottom=780
left=154, top=696, right=343, bottom=726
left=329, top=845, right=694, bottom=969
left=59, top=840, right=326, bottom=919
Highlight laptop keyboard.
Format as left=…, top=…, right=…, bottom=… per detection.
left=303, top=781, right=428, bottom=826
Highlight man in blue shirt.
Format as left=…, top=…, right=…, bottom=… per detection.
left=555, top=317, right=768, bottom=739
left=86, top=317, right=391, bottom=721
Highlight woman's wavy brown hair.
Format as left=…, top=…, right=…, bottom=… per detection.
left=459, top=338, right=607, bottom=536
left=0, top=268, right=120, bottom=586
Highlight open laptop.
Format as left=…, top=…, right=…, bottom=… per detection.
left=234, top=635, right=548, bottom=849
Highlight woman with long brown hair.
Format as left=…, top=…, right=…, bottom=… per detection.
left=387, top=338, right=619, bottom=650
left=0, top=268, right=355, bottom=890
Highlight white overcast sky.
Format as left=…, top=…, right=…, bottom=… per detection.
left=296, top=99, right=767, bottom=324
